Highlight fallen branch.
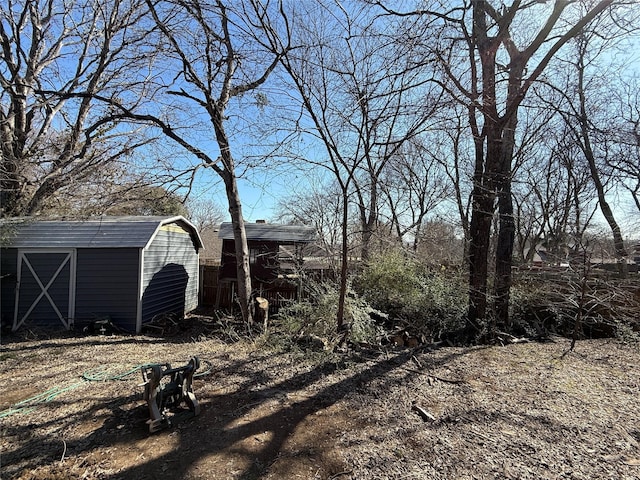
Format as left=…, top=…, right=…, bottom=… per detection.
left=329, top=470, right=354, bottom=479
left=60, top=440, right=67, bottom=463
left=497, top=332, right=530, bottom=345
left=411, top=403, right=436, bottom=422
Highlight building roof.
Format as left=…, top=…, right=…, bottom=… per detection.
left=218, top=222, right=316, bottom=243
left=1, top=216, right=203, bottom=250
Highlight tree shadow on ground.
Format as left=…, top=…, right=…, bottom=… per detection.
left=102, top=347, right=472, bottom=479
left=1, top=340, right=476, bottom=479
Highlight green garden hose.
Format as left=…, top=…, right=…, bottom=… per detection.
left=0, top=359, right=212, bottom=418
left=0, top=381, right=85, bottom=419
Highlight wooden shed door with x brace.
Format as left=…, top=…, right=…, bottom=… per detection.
left=13, top=250, right=76, bottom=331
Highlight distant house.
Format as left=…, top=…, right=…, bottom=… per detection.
left=0, top=216, right=203, bottom=333
left=215, top=221, right=316, bottom=309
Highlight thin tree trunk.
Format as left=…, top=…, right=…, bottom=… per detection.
left=467, top=122, right=492, bottom=332
left=585, top=154, right=628, bottom=277
left=576, top=48, right=628, bottom=277
left=222, top=170, right=253, bottom=324
left=358, top=179, right=378, bottom=262
left=413, top=222, right=422, bottom=252
left=467, top=181, right=494, bottom=331
left=337, top=186, right=349, bottom=335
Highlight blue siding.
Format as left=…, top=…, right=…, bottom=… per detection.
left=2, top=216, right=201, bottom=333
left=75, top=249, right=139, bottom=332
left=141, top=229, right=199, bottom=324
left=0, top=248, right=17, bottom=327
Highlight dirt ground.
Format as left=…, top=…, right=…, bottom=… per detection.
left=1, top=315, right=640, bottom=480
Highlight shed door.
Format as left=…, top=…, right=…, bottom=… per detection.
left=13, top=250, right=76, bottom=331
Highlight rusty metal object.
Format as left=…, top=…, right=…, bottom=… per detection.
left=141, top=357, right=200, bottom=433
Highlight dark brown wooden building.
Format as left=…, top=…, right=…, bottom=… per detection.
left=214, top=221, right=316, bottom=309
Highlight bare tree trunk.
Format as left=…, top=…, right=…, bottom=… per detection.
left=360, top=213, right=376, bottom=262
left=222, top=170, right=253, bottom=324
left=0, top=153, right=22, bottom=217
left=467, top=2, right=500, bottom=333
left=0, top=83, right=27, bottom=216
left=493, top=103, right=519, bottom=331
left=494, top=169, right=515, bottom=331
left=211, top=89, right=254, bottom=324
left=361, top=176, right=379, bottom=262
left=584, top=144, right=628, bottom=277
left=337, top=186, right=349, bottom=334
left=467, top=161, right=494, bottom=331
left=575, top=49, right=628, bottom=277
left=413, top=222, right=422, bottom=252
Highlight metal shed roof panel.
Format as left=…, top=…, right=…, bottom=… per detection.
left=1, top=216, right=202, bottom=249
left=218, top=222, right=316, bottom=243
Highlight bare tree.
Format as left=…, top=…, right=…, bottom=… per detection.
left=470, top=1, right=617, bottom=335
left=427, top=105, right=476, bottom=261
left=104, top=185, right=188, bottom=216
left=609, top=78, right=640, bottom=216
left=275, top=178, right=344, bottom=271
left=0, top=0, right=159, bottom=217
left=98, top=0, right=291, bottom=324
left=258, top=1, right=440, bottom=332
left=185, top=197, right=226, bottom=232
left=379, top=136, right=451, bottom=251
left=513, top=117, right=598, bottom=264
left=414, top=219, right=465, bottom=267
left=379, top=0, right=618, bottom=339
left=541, top=13, right=639, bottom=277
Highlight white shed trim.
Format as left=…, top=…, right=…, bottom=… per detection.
left=136, top=247, right=145, bottom=333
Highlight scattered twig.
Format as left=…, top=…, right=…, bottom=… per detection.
left=402, top=367, right=423, bottom=375
left=411, top=403, right=436, bottom=422
left=411, top=355, right=422, bottom=368
left=615, top=425, right=640, bottom=448
left=401, top=366, right=465, bottom=385
left=60, top=439, right=67, bottom=463
left=329, top=470, right=354, bottom=479
left=470, top=429, right=494, bottom=445
left=496, top=332, right=529, bottom=345
left=431, top=375, right=466, bottom=385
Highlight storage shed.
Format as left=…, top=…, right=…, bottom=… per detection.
left=0, top=216, right=203, bottom=333
left=215, top=221, right=316, bottom=309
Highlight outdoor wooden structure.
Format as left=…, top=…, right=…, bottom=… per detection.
left=213, top=221, right=316, bottom=311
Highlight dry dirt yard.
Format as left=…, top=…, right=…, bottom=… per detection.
left=1, top=316, right=639, bottom=480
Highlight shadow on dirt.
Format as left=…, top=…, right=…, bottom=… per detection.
left=111, top=348, right=469, bottom=479
left=1, top=330, right=474, bottom=480
left=0, top=311, right=235, bottom=353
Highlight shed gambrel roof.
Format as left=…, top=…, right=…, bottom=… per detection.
left=218, top=222, right=316, bottom=243
left=1, top=216, right=203, bottom=250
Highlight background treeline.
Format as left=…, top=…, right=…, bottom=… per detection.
left=2, top=0, right=639, bottom=342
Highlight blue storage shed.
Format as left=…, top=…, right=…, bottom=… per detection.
left=0, top=216, right=203, bottom=333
